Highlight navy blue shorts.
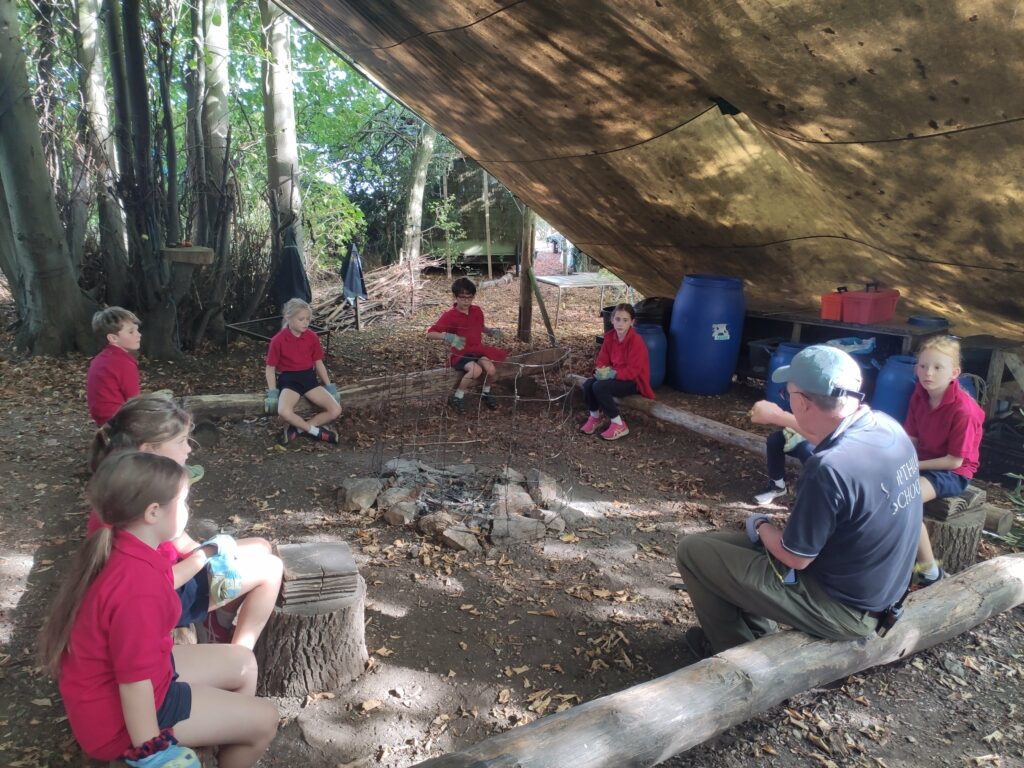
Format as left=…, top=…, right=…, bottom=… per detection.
left=157, top=656, right=192, bottom=729
left=921, top=470, right=970, bottom=499
left=176, top=572, right=210, bottom=627
left=453, top=354, right=483, bottom=373
left=277, top=368, right=318, bottom=396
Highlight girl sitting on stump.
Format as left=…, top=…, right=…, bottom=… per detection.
left=580, top=303, right=654, bottom=440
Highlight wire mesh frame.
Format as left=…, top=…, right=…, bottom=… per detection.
left=368, top=349, right=580, bottom=507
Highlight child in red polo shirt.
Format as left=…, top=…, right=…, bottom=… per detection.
left=90, top=395, right=284, bottom=649
left=264, top=298, right=341, bottom=444
left=579, top=303, right=654, bottom=440
left=86, top=307, right=142, bottom=426
left=904, top=336, right=985, bottom=587
left=426, top=277, right=508, bottom=414
left=39, top=452, right=278, bottom=766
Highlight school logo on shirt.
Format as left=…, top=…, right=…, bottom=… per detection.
left=712, top=323, right=730, bottom=341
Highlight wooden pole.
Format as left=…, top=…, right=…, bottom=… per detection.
left=414, top=554, right=1024, bottom=768
left=518, top=207, right=534, bottom=342
left=354, top=296, right=361, bottom=331
left=482, top=168, right=493, bottom=280
left=529, top=267, right=556, bottom=346
left=566, top=374, right=800, bottom=465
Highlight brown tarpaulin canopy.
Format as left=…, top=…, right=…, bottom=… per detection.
left=279, top=1, right=1024, bottom=336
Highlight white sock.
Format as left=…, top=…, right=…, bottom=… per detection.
left=772, top=478, right=785, bottom=489
left=307, top=426, right=320, bottom=436
left=589, top=410, right=600, bottom=418
left=454, top=390, right=465, bottom=399
left=611, top=416, right=623, bottom=425
left=921, top=562, right=940, bottom=580
left=482, top=385, right=491, bottom=394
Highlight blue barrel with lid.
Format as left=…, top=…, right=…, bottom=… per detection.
left=635, top=324, right=667, bottom=390
left=668, top=275, right=746, bottom=394
left=766, top=342, right=807, bottom=410
left=872, top=355, right=917, bottom=423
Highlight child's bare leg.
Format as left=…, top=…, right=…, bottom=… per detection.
left=172, top=646, right=278, bottom=768
left=277, top=389, right=313, bottom=431
left=303, top=386, right=342, bottom=427
left=478, top=357, right=497, bottom=383
left=458, top=362, right=482, bottom=391
left=917, top=476, right=938, bottom=564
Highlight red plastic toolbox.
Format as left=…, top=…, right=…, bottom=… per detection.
left=842, top=286, right=900, bottom=324
left=820, top=286, right=848, bottom=320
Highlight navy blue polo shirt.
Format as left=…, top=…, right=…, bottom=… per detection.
left=782, top=407, right=922, bottom=612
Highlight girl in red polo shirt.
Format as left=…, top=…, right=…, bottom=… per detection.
left=90, top=395, right=284, bottom=650
left=579, top=303, right=654, bottom=440
left=40, top=452, right=278, bottom=766
left=904, top=336, right=985, bottom=587
left=265, top=298, right=341, bottom=444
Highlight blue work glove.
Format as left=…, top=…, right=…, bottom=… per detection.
left=442, top=332, right=466, bottom=350
left=594, top=366, right=616, bottom=381
left=745, top=514, right=771, bottom=544
left=200, top=534, right=237, bottom=559
left=324, top=382, right=340, bottom=405
left=264, top=388, right=280, bottom=414
left=207, top=553, right=243, bottom=605
left=126, top=745, right=200, bottom=768
left=484, top=327, right=504, bottom=339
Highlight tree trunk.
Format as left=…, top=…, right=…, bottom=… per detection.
left=482, top=168, right=492, bottom=279
left=924, top=507, right=984, bottom=574
left=518, top=207, right=534, bottom=342
left=67, top=141, right=91, bottom=273
left=82, top=0, right=130, bottom=305
left=255, top=576, right=367, bottom=697
left=201, top=0, right=229, bottom=248
left=414, top=554, right=1024, bottom=768
left=186, top=4, right=208, bottom=246
left=0, top=177, right=28, bottom=322
left=0, top=0, right=97, bottom=354
left=398, top=124, right=437, bottom=265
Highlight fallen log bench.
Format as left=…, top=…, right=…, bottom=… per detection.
left=254, top=542, right=367, bottom=697
left=179, top=347, right=570, bottom=420
left=565, top=374, right=801, bottom=467
left=413, top=553, right=1024, bottom=768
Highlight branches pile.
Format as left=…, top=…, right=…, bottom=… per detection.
left=312, top=256, right=442, bottom=330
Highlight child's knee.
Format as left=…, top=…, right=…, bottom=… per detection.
left=327, top=401, right=342, bottom=419
left=255, top=697, right=280, bottom=742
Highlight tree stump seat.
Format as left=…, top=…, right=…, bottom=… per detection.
left=924, top=486, right=988, bottom=574
left=254, top=542, right=367, bottom=697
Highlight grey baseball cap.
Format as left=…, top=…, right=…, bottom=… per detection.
left=771, top=345, right=863, bottom=399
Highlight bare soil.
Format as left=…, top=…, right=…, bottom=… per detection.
left=0, top=251, right=1022, bottom=768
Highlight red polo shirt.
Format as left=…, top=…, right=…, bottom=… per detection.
left=86, top=345, right=140, bottom=426
left=265, top=327, right=324, bottom=372
left=427, top=304, right=508, bottom=367
left=59, top=529, right=181, bottom=760
left=595, top=327, right=655, bottom=399
left=903, top=379, right=984, bottom=478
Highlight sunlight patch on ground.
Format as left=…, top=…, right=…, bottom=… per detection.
left=365, top=599, right=410, bottom=619
left=0, top=551, right=34, bottom=644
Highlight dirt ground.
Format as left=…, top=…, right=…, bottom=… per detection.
left=1, top=250, right=1022, bottom=768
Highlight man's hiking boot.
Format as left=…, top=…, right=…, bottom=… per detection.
left=684, top=626, right=715, bottom=661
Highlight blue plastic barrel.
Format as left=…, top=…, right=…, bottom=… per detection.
left=635, top=324, right=667, bottom=390
left=668, top=275, right=745, bottom=394
left=958, top=374, right=978, bottom=402
left=766, top=342, right=808, bottom=410
left=872, top=355, right=917, bottom=423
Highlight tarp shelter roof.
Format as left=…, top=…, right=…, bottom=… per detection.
left=279, top=1, right=1024, bottom=336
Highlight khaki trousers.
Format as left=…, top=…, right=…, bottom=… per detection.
left=675, top=531, right=878, bottom=653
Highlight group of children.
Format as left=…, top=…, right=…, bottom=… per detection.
left=751, top=335, right=986, bottom=587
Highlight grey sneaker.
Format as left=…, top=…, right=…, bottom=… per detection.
left=447, top=393, right=466, bottom=414
left=684, top=626, right=715, bottom=661
left=754, top=481, right=787, bottom=506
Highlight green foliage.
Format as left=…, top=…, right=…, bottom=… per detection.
left=999, top=473, right=1024, bottom=550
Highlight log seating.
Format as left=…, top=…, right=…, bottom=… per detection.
left=924, top=485, right=987, bottom=574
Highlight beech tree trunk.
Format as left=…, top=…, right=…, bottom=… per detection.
left=415, top=554, right=1024, bottom=768
left=924, top=507, right=984, bottom=574
left=255, top=576, right=367, bottom=697
left=0, top=0, right=96, bottom=354
left=399, top=124, right=437, bottom=265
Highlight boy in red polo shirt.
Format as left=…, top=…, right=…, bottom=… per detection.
left=86, top=307, right=142, bottom=426
left=426, top=277, right=508, bottom=413
left=904, top=336, right=985, bottom=588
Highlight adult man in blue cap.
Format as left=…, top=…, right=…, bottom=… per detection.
left=676, top=345, right=923, bottom=657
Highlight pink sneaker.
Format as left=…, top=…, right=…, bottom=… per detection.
left=600, top=421, right=629, bottom=441
left=580, top=415, right=602, bottom=435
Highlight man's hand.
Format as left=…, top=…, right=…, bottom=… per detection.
left=264, top=388, right=280, bottom=414
left=749, top=399, right=787, bottom=426
left=595, top=366, right=617, bottom=380
left=324, top=382, right=340, bottom=404
left=745, top=513, right=771, bottom=544
left=442, top=332, right=466, bottom=350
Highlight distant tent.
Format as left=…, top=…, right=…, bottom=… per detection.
left=270, top=227, right=311, bottom=306
left=340, top=243, right=368, bottom=305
